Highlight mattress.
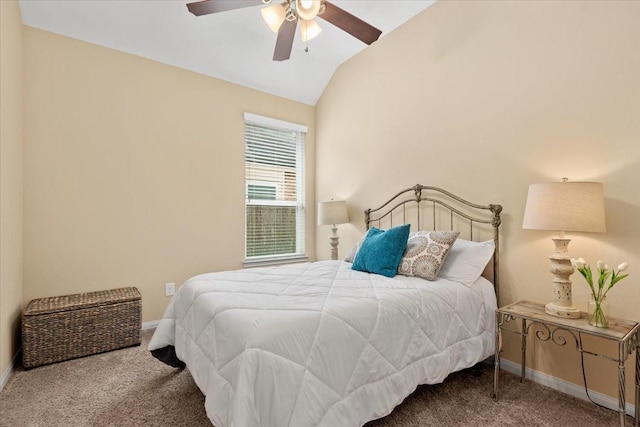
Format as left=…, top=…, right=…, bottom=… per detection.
left=149, top=260, right=497, bottom=427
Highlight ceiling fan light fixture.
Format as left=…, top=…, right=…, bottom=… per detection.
left=301, top=19, right=322, bottom=42
left=261, top=3, right=287, bottom=33
left=285, top=5, right=297, bottom=22
left=295, top=0, right=321, bottom=20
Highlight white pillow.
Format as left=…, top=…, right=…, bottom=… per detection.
left=438, top=239, right=495, bottom=286
left=344, top=234, right=367, bottom=263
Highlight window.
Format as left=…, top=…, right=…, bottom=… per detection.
left=244, top=113, right=306, bottom=264
left=247, top=183, right=277, bottom=201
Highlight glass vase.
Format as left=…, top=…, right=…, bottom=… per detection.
left=587, top=296, right=608, bottom=328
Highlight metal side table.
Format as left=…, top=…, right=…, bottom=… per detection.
left=492, top=300, right=639, bottom=427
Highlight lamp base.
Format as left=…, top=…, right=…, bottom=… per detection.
left=545, top=237, right=580, bottom=319
left=544, top=302, right=581, bottom=319
left=329, top=226, right=339, bottom=261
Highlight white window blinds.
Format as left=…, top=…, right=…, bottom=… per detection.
left=244, top=113, right=306, bottom=262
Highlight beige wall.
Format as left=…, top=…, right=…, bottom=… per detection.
left=316, top=0, right=639, bottom=404
left=23, top=28, right=315, bottom=322
left=0, top=0, right=24, bottom=381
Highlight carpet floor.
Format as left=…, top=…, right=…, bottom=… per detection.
left=0, top=329, right=630, bottom=426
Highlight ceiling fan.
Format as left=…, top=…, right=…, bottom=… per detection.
left=186, top=0, right=382, bottom=61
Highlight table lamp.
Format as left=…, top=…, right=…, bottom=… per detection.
left=522, top=178, right=606, bottom=318
left=318, top=200, right=349, bottom=260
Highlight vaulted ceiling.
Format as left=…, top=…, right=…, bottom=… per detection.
left=19, top=1, right=435, bottom=105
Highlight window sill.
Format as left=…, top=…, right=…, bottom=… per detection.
left=242, top=255, right=309, bottom=268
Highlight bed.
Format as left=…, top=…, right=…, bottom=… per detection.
left=149, top=184, right=503, bottom=427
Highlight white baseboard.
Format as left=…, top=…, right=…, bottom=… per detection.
left=500, top=359, right=636, bottom=417
left=142, top=320, right=160, bottom=330
left=0, top=348, right=21, bottom=392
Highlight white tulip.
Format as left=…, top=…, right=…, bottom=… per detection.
left=573, top=258, right=585, bottom=269
left=618, top=262, right=629, bottom=272
left=597, top=260, right=606, bottom=270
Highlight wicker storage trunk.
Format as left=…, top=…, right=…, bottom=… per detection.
left=22, top=287, right=141, bottom=368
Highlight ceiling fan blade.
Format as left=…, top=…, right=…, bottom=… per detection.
left=273, top=19, right=297, bottom=62
left=187, top=0, right=263, bottom=17
left=319, top=1, right=382, bottom=45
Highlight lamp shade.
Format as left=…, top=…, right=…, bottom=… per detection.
left=261, top=3, right=286, bottom=33
left=522, top=181, right=606, bottom=233
left=318, top=200, right=349, bottom=226
left=300, top=19, right=322, bottom=42
left=295, top=0, right=321, bottom=20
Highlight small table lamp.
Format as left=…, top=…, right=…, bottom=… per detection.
left=318, top=200, right=349, bottom=260
left=522, top=179, right=606, bottom=318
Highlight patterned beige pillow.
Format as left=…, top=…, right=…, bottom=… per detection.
left=397, top=231, right=460, bottom=280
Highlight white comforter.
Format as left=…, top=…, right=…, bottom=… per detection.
left=149, top=260, right=496, bottom=427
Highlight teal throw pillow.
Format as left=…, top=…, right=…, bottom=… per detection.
left=352, top=224, right=411, bottom=277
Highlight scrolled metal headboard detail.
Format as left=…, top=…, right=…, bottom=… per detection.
left=364, top=184, right=503, bottom=301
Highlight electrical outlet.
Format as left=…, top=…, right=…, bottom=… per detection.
left=165, top=282, right=175, bottom=297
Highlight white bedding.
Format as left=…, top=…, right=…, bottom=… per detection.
left=149, top=260, right=497, bottom=427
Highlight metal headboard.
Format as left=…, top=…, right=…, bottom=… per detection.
left=364, top=184, right=503, bottom=301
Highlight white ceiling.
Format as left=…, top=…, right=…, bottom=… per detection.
left=19, top=0, right=435, bottom=105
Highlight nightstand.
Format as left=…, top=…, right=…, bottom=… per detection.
left=492, top=300, right=639, bottom=427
